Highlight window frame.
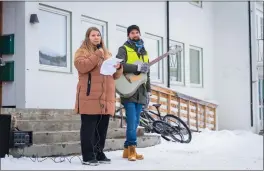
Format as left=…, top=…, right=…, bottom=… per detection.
left=256, top=12, right=263, bottom=40
left=81, top=15, right=108, bottom=48
left=38, top=4, right=72, bottom=73
left=143, top=32, right=164, bottom=84
left=115, top=24, right=128, bottom=56
left=116, top=24, right=127, bottom=33
left=260, top=16, right=263, bottom=39
left=169, top=40, right=185, bottom=86
left=189, top=1, right=203, bottom=8
left=189, top=45, right=203, bottom=87
left=256, top=10, right=264, bottom=63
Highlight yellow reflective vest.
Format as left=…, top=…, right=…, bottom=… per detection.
left=124, top=45, right=149, bottom=64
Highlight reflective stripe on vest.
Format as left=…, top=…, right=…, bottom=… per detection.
left=124, top=45, right=149, bottom=64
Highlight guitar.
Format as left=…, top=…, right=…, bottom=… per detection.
left=115, top=46, right=182, bottom=98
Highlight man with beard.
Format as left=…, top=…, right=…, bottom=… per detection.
left=116, top=25, right=151, bottom=161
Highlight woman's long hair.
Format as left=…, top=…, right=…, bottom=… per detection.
left=80, top=27, right=110, bottom=57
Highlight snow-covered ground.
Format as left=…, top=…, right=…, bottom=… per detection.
left=1, top=129, right=263, bottom=170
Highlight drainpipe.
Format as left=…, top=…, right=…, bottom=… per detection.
left=248, top=1, right=254, bottom=127
left=166, top=1, right=170, bottom=88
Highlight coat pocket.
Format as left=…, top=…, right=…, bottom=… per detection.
left=86, top=73, right=92, bottom=96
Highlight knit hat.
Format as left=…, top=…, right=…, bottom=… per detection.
left=127, top=25, right=140, bottom=36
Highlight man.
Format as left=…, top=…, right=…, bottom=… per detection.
left=116, top=25, right=151, bottom=161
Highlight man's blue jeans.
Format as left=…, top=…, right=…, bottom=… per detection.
left=123, top=102, right=143, bottom=148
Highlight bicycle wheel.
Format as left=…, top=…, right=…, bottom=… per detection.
left=152, top=120, right=184, bottom=143
left=163, top=114, right=192, bottom=143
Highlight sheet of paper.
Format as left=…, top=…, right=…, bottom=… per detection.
left=100, top=57, right=123, bottom=76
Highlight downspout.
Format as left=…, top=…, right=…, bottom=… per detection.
left=248, top=1, right=254, bottom=127
left=166, top=1, right=170, bottom=88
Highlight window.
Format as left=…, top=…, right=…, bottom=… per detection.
left=143, top=33, right=164, bottom=83
left=189, top=1, right=202, bottom=8
left=81, top=15, right=108, bottom=48
left=115, top=25, right=127, bottom=55
left=189, top=46, right=203, bottom=86
left=38, top=4, right=71, bottom=73
left=116, top=25, right=127, bottom=42
left=257, top=39, right=263, bottom=62
left=259, top=79, right=264, bottom=105
left=256, top=12, right=263, bottom=62
left=169, top=40, right=184, bottom=85
left=256, top=10, right=263, bottom=40
left=257, top=15, right=263, bottom=39
left=260, top=17, right=263, bottom=39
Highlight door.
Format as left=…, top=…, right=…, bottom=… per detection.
left=256, top=7, right=264, bottom=132
left=258, top=79, right=264, bottom=131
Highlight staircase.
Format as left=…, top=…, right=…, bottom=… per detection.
left=1, top=108, right=161, bottom=157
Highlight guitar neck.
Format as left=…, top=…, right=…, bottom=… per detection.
left=149, top=52, right=169, bottom=66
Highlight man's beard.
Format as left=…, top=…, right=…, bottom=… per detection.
left=131, top=37, right=140, bottom=41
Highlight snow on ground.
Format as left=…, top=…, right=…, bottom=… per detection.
left=1, top=129, right=263, bottom=170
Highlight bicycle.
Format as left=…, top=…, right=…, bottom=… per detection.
left=140, top=104, right=192, bottom=143
left=115, top=103, right=192, bottom=143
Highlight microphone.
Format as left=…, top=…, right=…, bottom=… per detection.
left=96, top=43, right=102, bottom=49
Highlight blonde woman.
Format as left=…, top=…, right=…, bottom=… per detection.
left=74, top=27, right=123, bottom=166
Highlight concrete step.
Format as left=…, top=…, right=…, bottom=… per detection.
left=2, top=108, right=121, bottom=121
left=1, top=108, right=78, bottom=120
left=10, top=134, right=161, bottom=157
left=16, top=119, right=120, bottom=132
left=33, top=127, right=145, bottom=144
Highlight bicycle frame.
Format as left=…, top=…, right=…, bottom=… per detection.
left=115, top=105, right=164, bottom=128
left=141, top=106, right=164, bottom=120
left=115, top=106, right=125, bottom=128
left=139, top=110, right=154, bottom=128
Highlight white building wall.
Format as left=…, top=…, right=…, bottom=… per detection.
left=23, top=1, right=168, bottom=109
left=169, top=2, right=215, bottom=101
left=213, top=2, right=259, bottom=132
left=21, top=1, right=217, bottom=109
left=2, top=1, right=26, bottom=108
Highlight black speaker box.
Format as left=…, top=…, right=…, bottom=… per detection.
left=0, top=114, right=11, bottom=158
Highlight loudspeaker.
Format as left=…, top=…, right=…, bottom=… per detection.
left=0, top=114, right=11, bottom=158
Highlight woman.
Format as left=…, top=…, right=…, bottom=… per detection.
left=74, top=27, right=123, bottom=166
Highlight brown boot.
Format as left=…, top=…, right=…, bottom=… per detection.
left=135, top=148, right=144, bottom=160
left=122, top=148, right=128, bottom=158
left=123, top=147, right=144, bottom=160
left=128, top=146, right=136, bottom=161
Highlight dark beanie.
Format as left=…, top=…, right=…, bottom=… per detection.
left=127, top=25, right=140, bottom=36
